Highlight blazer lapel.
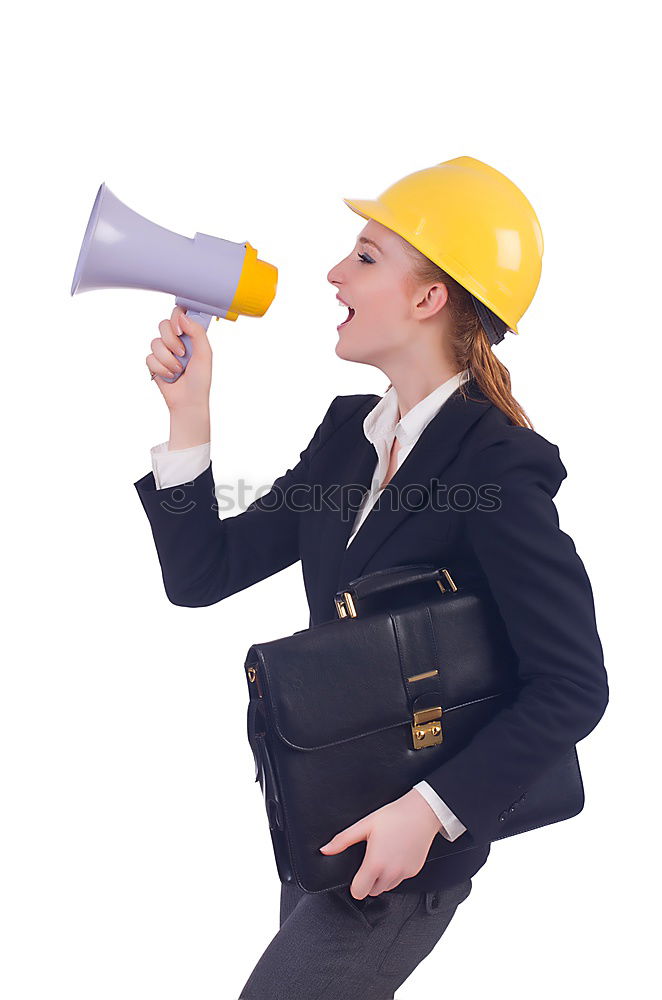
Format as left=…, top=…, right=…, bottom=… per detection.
left=314, top=411, right=378, bottom=595
left=332, top=376, right=493, bottom=590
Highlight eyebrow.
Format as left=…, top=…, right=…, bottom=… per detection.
left=358, top=237, right=383, bottom=253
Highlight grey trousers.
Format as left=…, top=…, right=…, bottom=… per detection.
left=238, top=877, right=473, bottom=999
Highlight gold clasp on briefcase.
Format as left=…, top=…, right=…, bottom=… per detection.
left=334, top=592, right=357, bottom=619
left=436, top=568, right=457, bottom=593
left=411, top=706, right=443, bottom=749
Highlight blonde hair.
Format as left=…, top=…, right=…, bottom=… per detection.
left=396, top=242, right=534, bottom=429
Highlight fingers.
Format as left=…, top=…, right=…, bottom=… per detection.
left=351, top=870, right=384, bottom=900
left=172, top=306, right=212, bottom=357
left=149, top=323, right=185, bottom=378
left=369, top=872, right=405, bottom=895
left=163, top=313, right=188, bottom=358
left=145, top=308, right=213, bottom=389
left=350, top=829, right=407, bottom=897
left=146, top=350, right=181, bottom=380
left=352, top=870, right=405, bottom=898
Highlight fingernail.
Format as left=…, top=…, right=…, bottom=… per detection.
left=177, top=345, right=185, bottom=356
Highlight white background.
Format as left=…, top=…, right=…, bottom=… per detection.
left=2, top=1, right=659, bottom=997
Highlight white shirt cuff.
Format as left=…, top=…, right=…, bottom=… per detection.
left=150, top=441, right=211, bottom=490
left=412, top=781, right=467, bottom=842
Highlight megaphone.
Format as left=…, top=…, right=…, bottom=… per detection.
left=71, top=183, right=278, bottom=382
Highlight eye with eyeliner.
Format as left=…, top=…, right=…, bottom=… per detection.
left=357, top=252, right=375, bottom=264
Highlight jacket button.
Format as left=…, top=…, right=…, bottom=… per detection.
left=498, top=811, right=507, bottom=821
left=509, top=805, right=516, bottom=812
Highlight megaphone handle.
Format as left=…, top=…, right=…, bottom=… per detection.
left=161, top=309, right=213, bottom=383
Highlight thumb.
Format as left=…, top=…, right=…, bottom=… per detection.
left=179, top=309, right=204, bottom=337
left=179, top=306, right=213, bottom=339
left=179, top=310, right=212, bottom=356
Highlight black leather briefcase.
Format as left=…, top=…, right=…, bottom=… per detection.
left=244, top=563, right=585, bottom=893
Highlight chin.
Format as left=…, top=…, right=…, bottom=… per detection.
left=335, top=344, right=372, bottom=367
left=335, top=340, right=359, bottom=362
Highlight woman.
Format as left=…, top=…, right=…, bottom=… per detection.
left=135, top=156, right=609, bottom=999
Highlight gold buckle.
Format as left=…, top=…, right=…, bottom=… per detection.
left=411, top=706, right=443, bottom=749
left=334, top=592, right=357, bottom=618
left=436, top=568, right=457, bottom=594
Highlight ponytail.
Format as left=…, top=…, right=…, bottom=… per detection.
left=401, top=244, right=534, bottom=429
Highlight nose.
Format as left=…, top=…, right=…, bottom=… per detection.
left=327, top=252, right=348, bottom=287
left=327, top=271, right=348, bottom=298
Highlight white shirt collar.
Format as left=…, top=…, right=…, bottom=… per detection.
left=363, top=369, right=471, bottom=450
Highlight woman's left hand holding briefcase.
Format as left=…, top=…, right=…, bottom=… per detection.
left=318, top=785, right=448, bottom=898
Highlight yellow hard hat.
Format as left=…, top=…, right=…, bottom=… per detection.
left=343, top=155, right=544, bottom=344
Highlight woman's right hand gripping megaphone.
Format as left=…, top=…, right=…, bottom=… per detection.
left=146, top=306, right=213, bottom=413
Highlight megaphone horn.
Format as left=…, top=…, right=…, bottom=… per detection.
left=71, top=183, right=278, bottom=382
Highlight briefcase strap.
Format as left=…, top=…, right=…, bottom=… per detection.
left=396, top=607, right=447, bottom=750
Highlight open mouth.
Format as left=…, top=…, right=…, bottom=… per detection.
left=338, top=307, right=356, bottom=329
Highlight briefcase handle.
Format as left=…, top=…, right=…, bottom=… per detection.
left=334, top=563, right=458, bottom=619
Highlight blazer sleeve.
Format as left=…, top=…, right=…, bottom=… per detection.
left=419, top=427, right=610, bottom=847
left=133, top=397, right=342, bottom=607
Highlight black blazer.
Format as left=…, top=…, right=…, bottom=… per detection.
left=134, top=375, right=609, bottom=893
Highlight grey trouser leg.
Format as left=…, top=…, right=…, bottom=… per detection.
left=239, top=878, right=472, bottom=1000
